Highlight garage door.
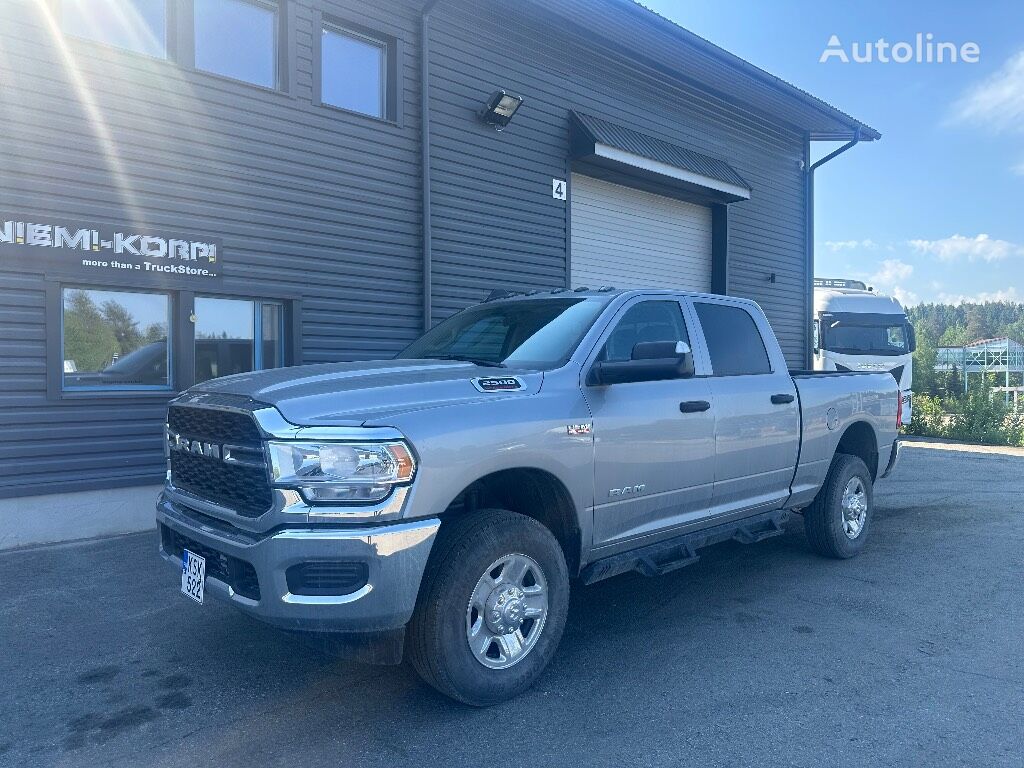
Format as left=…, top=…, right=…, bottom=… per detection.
left=570, top=173, right=712, bottom=292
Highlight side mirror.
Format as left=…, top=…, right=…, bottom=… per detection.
left=907, top=323, right=917, bottom=353
left=588, top=341, right=694, bottom=386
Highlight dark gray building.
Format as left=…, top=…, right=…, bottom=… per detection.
left=0, top=0, right=877, bottom=547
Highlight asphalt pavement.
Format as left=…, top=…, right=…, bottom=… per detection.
left=1, top=439, right=1022, bottom=768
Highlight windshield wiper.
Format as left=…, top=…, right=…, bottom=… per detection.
left=432, top=355, right=506, bottom=368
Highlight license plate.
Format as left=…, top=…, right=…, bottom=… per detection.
left=181, top=549, right=206, bottom=604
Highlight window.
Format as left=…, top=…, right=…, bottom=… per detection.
left=61, top=0, right=167, bottom=58
left=195, top=0, right=278, bottom=88
left=261, top=303, right=284, bottom=368
left=62, top=288, right=171, bottom=390
left=321, top=25, right=386, bottom=118
left=51, top=286, right=289, bottom=397
left=600, top=301, right=689, bottom=363
left=398, top=298, right=607, bottom=370
left=822, top=318, right=908, bottom=356
left=694, top=302, right=771, bottom=376
left=194, top=297, right=284, bottom=383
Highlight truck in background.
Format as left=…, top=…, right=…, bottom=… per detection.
left=813, top=278, right=916, bottom=422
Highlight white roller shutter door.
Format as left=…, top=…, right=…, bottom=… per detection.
left=570, top=173, right=713, bottom=292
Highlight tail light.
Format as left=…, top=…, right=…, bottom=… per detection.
left=896, top=392, right=903, bottom=429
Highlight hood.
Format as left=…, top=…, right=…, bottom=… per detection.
left=190, top=359, right=543, bottom=426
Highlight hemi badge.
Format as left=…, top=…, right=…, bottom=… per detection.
left=566, top=423, right=592, bottom=436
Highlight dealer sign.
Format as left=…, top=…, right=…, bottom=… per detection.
left=0, top=215, right=223, bottom=286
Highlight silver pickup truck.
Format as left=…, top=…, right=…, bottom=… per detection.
left=157, top=288, right=901, bottom=705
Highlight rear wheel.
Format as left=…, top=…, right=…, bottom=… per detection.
left=407, top=509, right=569, bottom=706
left=803, top=454, right=873, bottom=559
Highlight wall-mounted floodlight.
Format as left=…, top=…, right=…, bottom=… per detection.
left=480, top=89, right=523, bottom=130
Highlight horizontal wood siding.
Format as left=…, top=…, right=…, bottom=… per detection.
left=0, top=0, right=424, bottom=497
left=0, top=0, right=813, bottom=499
left=429, top=0, right=808, bottom=364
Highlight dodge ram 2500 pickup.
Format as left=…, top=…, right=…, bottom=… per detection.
left=157, top=288, right=901, bottom=705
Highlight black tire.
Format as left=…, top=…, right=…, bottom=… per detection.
left=407, top=508, right=569, bottom=706
left=803, top=453, right=873, bottom=559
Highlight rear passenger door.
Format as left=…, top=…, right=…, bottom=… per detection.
left=690, top=299, right=800, bottom=516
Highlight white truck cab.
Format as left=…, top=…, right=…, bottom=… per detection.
left=813, top=278, right=916, bottom=422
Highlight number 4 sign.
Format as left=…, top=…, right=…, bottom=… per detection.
left=552, top=178, right=567, bottom=201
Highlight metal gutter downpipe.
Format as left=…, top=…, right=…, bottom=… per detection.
left=804, top=128, right=861, bottom=367
left=420, top=0, right=442, bottom=333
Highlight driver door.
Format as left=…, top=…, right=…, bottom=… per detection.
left=582, top=298, right=715, bottom=552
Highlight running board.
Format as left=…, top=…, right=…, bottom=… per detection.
left=579, top=510, right=791, bottom=585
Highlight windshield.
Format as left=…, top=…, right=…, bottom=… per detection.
left=822, top=317, right=908, bottom=356
left=397, top=298, right=607, bottom=370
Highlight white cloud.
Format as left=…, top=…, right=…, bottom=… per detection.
left=871, top=258, right=913, bottom=284
left=891, top=287, right=920, bottom=306
left=908, top=234, right=1022, bottom=262
left=864, top=259, right=917, bottom=306
left=951, top=50, right=1024, bottom=133
left=822, top=239, right=878, bottom=252
left=936, top=287, right=1020, bottom=305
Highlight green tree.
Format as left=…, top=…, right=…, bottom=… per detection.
left=143, top=322, right=168, bottom=344
left=63, top=291, right=119, bottom=372
left=938, top=324, right=969, bottom=347
left=911, top=338, right=938, bottom=396
left=938, top=365, right=964, bottom=398
left=965, top=305, right=994, bottom=343
left=100, top=299, right=143, bottom=355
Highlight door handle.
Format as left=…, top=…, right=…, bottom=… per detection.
left=679, top=400, right=711, bottom=413
left=771, top=393, right=795, bottom=405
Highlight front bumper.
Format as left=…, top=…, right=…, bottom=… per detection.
left=157, top=492, right=440, bottom=633
left=880, top=438, right=901, bottom=479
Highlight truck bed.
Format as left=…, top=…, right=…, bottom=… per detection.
left=788, top=370, right=899, bottom=509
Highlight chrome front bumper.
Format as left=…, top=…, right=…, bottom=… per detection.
left=157, top=493, right=440, bottom=632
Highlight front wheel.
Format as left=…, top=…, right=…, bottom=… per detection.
left=407, top=509, right=569, bottom=706
left=803, top=454, right=873, bottom=559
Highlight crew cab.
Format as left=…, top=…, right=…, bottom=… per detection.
left=157, top=289, right=901, bottom=705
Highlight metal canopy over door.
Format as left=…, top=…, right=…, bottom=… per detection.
left=570, top=174, right=713, bottom=292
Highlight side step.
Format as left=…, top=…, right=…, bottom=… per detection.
left=579, top=509, right=791, bottom=586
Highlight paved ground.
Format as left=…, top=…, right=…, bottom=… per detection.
left=2, top=441, right=1022, bottom=768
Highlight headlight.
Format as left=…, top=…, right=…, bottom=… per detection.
left=268, top=441, right=415, bottom=504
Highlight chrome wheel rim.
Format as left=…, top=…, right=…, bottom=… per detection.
left=466, top=553, right=548, bottom=670
left=841, top=477, right=868, bottom=539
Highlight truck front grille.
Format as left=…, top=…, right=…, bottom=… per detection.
left=168, top=405, right=273, bottom=518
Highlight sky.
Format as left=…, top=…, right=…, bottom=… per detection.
left=643, top=0, right=1024, bottom=306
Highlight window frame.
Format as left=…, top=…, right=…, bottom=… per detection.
left=191, top=0, right=281, bottom=90
left=48, top=282, right=179, bottom=399
left=193, top=295, right=285, bottom=384
left=597, top=299, right=691, bottom=364
left=691, top=300, right=774, bottom=377
left=46, top=280, right=297, bottom=401
left=314, top=13, right=400, bottom=124
left=56, top=0, right=173, bottom=61
left=581, top=295, right=702, bottom=383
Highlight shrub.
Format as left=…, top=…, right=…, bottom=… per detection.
left=904, top=389, right=1023, bottom=446
left=905, top=393, right=948, bottom=438
left=947, top=388, right=1011, bottom=445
